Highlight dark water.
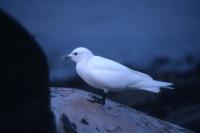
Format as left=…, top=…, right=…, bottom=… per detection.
left=1, top=0, right=200, bottom=80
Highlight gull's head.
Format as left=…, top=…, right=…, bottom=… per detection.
left=62, top=47, right=94, bottom=63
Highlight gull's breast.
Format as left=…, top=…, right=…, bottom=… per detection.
left=76, top=63, right=101, bottom=89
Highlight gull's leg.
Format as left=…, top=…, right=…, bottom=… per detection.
left=101, top=89, right=108, bottom=105
left=88, top=89, right=108, bottom=105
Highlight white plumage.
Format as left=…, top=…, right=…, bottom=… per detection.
left=64, top=47, right=173, bottom=94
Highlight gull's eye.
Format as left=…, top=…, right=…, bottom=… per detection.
left=73, top=52, right=78, bottom=56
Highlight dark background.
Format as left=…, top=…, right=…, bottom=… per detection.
left=1, top=0, right=200, bottom=132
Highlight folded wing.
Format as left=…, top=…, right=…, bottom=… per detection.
left=89, top=56, right=152, bottom=81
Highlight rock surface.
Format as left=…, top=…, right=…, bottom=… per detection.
left=51, top=88, right=193, bottom=133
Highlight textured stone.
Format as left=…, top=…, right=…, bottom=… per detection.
left=51, top=88, right=193, bottom=133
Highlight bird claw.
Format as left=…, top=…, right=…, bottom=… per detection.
left=87, top=94, right=105, bottom=105
left=88, top=93, right=101, bottom=99
left=87, top=98, right=105, bottom=105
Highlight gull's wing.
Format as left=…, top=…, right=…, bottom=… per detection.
left=89, top=56, right=152, bottom=82
left=89, top=69, right=132, bottom=90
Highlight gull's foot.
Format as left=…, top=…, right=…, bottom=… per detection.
left=87, top=94, right=105, bottom=105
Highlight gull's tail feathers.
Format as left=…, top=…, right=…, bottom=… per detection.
left=129, top=80, right=174, bottom=93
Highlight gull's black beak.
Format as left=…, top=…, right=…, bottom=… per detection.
left=61, top=54, right=71, bottom=60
